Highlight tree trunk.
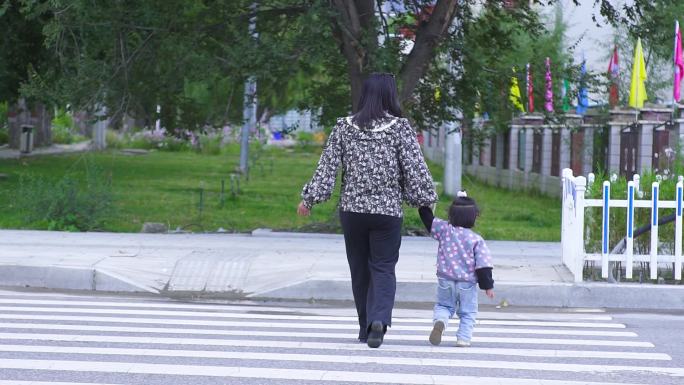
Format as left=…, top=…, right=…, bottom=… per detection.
left=331, top=0, right=459, bottom=113
left=348, top=65, right=365, bottom=112
left=398, top=0, right=459, bottom=106
left=330, top=0, right=376, bottom=112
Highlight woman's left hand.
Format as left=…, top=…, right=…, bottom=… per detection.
left=297, top=201, right=311, bottom=216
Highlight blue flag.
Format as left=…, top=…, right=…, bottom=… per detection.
left=576, top=59, right=589, bottom=114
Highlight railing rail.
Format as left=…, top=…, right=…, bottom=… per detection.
left=560, top=168, right=683, bottom=282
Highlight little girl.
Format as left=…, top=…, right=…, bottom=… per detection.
left=419, top=191, right=494, bottom=347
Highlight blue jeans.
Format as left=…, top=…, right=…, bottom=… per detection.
left=433, top=278, right=478, bottom=341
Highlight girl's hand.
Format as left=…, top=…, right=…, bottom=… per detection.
left=297, top=201, right=311, bottom=216
left=485, top=289, right=494, bottom=299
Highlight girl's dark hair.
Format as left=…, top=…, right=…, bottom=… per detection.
left=353, top=72, right=403, bottom=128
left=448, top=196, right=479, bottom=229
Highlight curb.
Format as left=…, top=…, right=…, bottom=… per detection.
left=252, top=279, right=684, bottom=310
left=1, top=263, right=682, bottom=310
left=0, top=265, right=159, bottom=294
left=251, top=229, right=344, bottom=239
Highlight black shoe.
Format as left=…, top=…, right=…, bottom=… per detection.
left=367, top=321, right=385, bottom=348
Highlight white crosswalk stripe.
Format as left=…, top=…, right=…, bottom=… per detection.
left=0, top=292, right=680, bottom=385
left=0, top=312, right=626, bottom=328
left=0, top=321, right=640, bottom=337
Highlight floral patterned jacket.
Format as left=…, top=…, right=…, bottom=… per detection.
left=301, top=115, right=438, bottom=217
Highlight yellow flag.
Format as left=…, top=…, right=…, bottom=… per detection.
left=510, top=68, right=525, bottom=112
left=629, top=38, right=648, bottom=108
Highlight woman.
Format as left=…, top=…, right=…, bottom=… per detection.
left=297, top=73, right=437, bottom=348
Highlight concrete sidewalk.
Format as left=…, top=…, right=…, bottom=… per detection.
left=0, top=229, right=682, bottom=310
left=0, top=141, right=91, bottom=159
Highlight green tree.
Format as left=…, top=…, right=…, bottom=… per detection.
left=8, top=0, right=672, bottom=132
left=0, top=0, right=52, bottom=102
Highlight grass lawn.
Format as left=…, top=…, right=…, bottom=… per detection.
left=0, top=144, right=561, bottom=241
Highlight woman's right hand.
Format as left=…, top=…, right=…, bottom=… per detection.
left=297, top=201, right=311, bottom=216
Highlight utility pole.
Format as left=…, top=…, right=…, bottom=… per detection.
left=239, top=3, right=258, bottom=174
left=443, top=121, right=462, bottom=196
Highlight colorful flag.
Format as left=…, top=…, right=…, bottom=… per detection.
left=510, top=68, right=525, bottom=112
left=629, top=38, right=648, bottom=108
left=526, top=63, right=534, bottom=113
left=607, top=46, right=619, bottom=107
left=562, top=77, right=571, bottom=112
left=576, top=58, right=589, bottom=115
left=674, top=21, right=684, bottom=102
left=544, top=57, right=554, bottom=112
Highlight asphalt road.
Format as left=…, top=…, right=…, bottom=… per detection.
left=0, top=288, right=682, bottom=385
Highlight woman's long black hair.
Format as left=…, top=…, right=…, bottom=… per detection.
left=352, top=73, right=403, bottom=128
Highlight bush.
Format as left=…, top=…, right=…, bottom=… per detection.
left=126, top=128, right=191, bottom=152
left=313, top=131, right=327, bottom=145
left=51, top=109, right=77, bottom=144
left=51, top=124, right=74, bottom=144
left=296, top=131, right=315, bottom=147
left=0, top=127, right=8, bottom=146
left=0, top=101, right=7, bottom=145
left=109, top=127, right=226, bottom=153
left=221, top=126, right=235, bottom=144
left=160, top=137, right=190, bottom=152
left=16, top=157, right=114, bottom=231
left=127, top=135, right=154, bottom=149
left=198, top=134, right=222, bottom=155
left=52, top=109, right=73, bottom=130
left=106, top=130, right=127, bottom=149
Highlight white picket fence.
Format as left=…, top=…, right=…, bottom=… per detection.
left=561, top=168, right=683, bottom=282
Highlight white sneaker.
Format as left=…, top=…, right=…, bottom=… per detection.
left=455, top=339, right=471, bottom=347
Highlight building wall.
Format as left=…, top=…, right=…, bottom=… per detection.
left=422, top=124, right=446, bottom=165
left=424, top=107, right=684, bottom=198
left=268, top=109, right=321, bottom=133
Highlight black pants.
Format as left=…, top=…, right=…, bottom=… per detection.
left=339, top=211, right=402, bottom=337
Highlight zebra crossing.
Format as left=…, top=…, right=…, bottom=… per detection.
left=0, top=290, right=680, bottom=385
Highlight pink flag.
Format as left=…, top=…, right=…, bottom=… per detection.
left=674, top=21, right=684, bottom=102
left=526, top=63, right=534, bottom=113
left=544, top=57, right=553, bottom=112
left=608, top=46, right=619, bottom=107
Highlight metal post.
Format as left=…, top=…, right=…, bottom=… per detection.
left=626, top=181, right=635, bottom=279
left=650, top=182, right=659, bottom=280
left=601, top=181, right=611, bottom=279
left=574, top=176, right=587, bottom=283
left=675, top=180, right=683, bottom=280
left=561, top=168, right=571, bottom=269
left=444, top=124, right=462, bottom=196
